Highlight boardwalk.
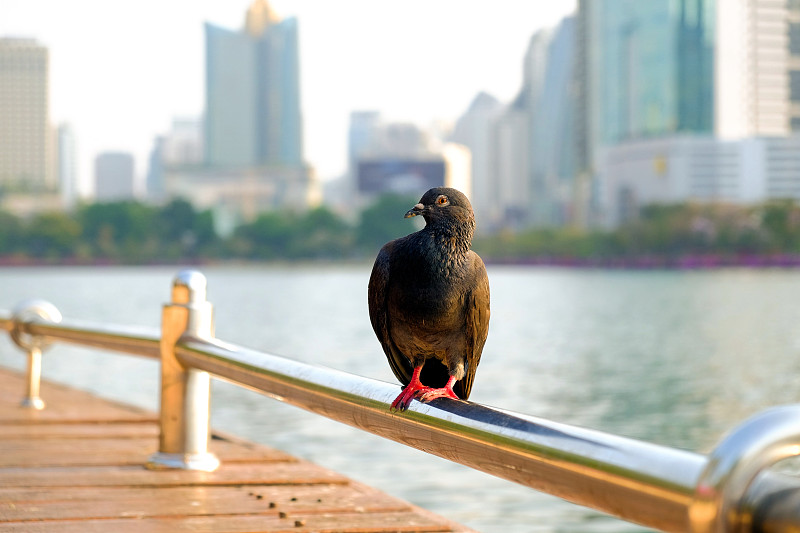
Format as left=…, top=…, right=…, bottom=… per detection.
left=0, top=368, right=472, bottom=532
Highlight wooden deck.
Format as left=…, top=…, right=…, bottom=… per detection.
left=0, top=368, right=473, bottom=532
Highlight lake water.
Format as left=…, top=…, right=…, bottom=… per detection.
left=1, top=265, right=800, bottom=532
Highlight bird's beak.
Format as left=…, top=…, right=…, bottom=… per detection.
left=404, top=203, right=425, bottom=218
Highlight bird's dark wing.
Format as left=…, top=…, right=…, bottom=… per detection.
left=455, top=251, right=490, bottom=400
left=368, top=241, right=414, bottom=385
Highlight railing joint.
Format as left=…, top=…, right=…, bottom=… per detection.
left=9, top=299, right=62, bottom=410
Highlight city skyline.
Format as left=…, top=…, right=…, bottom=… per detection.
left=1, top=0, right=576, bottom=195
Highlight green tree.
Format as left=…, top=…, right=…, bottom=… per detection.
left=233, top=211, right=297, bottom=259
left=0, top=211, right=23, bottom=255
left=78, top=201, right=159, bottom=260
left=760, top=200, right=800, bottom=251
left=157, top=199, right=218, bottom=259
left=356, top=194, right=419, bottom=252
left=26, top=212, right=82, bottom=260
left=289, top=206, right=353, bottom=259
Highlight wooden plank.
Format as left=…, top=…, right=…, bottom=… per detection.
left=0, top=395, right=155, bottom=423
left=0, top=371, right=154, bottom=424
left=0, top=510, right=466, bottom=533
left=0, top=462, right=349, bottom=488
left=0, top=435, right=296, bottom=467
left=0, top=422, right=158, bottom=439
left=0, top=482, right=411, bottom=521
left=0, top=366, right=473, bottom=532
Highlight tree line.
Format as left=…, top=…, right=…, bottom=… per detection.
left=0, top=195, right=421, bottom=264
left=5, top=196, right=800, bottom=265
left=476, top=201, right=800, bottom=266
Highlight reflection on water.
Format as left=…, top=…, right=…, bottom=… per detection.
left=1, top=265, right=799, bottom=532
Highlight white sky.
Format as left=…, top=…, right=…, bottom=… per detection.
left=2, top=0, right=576, bottom=192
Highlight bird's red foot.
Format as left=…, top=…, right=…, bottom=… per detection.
left=417, top=385, right=459, bottom=403
left=391, top=373, right=460, bottom=411
left=391, top=366, right=428, bottom=411
left=417, top=375, right=460, bottom=403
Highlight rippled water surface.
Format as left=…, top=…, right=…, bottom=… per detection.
left=2, top=265, right=800, bottom=532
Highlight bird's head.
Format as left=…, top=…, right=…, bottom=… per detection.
left=404, top=187, right=475, bottom=235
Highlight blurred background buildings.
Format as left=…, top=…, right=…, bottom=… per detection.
left=4, top=0, right=800, bottom=234
left=585, top=0, right=800, bottom=227
left=94, top=151, right=135, bottom=202
left=0, top=37, right=60, bottom=215
left=157, top=0, right=317, bottom=235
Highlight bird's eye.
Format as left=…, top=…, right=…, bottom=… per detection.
left=436, top=195, right=448, bottom=206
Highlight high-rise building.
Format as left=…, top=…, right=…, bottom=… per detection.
left=346, top=111, right=381, bottom=197
left=451, top=92, right=503, bottom=231
left=452, top=17, right=579, bottom=233
left=581, top=0, right=715, bottom=151
left=0, top=38, right=54, bottom=191
left=95, top=152, right=135, bottom=201
left=162, top=117, right=204, bottom=168
left=524, top=17, right=578, bottom=227
left=146, top=137, right=165, bottom=204
left=716, top=0, right=790, bottom=138
left=205, top=0, right=303, bottom=169
left=581, top=0, right=798, bottom=144
left=161, top=0, right=316, bottom=229
left=788, top=0, right=800, bottom=131
left=492, top=99, right=530, bottom=230
left=57, top=123, right=78, bottom=208
left=569, top=1, right=800, bottom=226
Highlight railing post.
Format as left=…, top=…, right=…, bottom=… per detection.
left=147, top=270, right=219, bottom=472
left=689, top=404, right=800, bottom=532
left=9, top=299, right=62, bottom=410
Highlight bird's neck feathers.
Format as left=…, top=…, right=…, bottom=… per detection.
left=428, top=218, right=474, bottom=255
left=416, top=216, right=475, bottom=274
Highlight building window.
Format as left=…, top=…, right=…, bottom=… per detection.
left=791, top=23, right=800, bottom=56
left=791, top=71, right=800, bottom=102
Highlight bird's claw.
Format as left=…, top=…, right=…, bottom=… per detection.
left=390, top=391, right=414, bottom=412
left=391, top=385, right=459, bottom=412
left=391, top=384, right=424, bottom=412
left=417, top=387, right=459, bottom=403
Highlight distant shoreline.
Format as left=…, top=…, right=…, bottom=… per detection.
left=4, top=253, right=800, bottom=269
left=483, top=253, right=800, bottom=269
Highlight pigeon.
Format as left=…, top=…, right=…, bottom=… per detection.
left=368, top=187, right=490, bottom=411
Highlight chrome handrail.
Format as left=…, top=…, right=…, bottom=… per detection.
left=1, top=269, right=799, bottom=532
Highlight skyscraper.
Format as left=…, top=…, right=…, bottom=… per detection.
left=451, top=92, right=503, bottom=231
left=161, top=2, right=316, bottom=228
left=524, top=17, right=577, bottom=227
left=786, top=0, right=799, bottom=131
left=0, top=38, right=53, bottom=191
left=57, top=123, right=78, bottom=208
left=581, top=0, right=800, bottom=225
left=95, top=152, right=135, bottom=201
left=205, top=0, right=303, bottom=169
left=582, top=0, right=715, bottom=150
left=716, top=0, right=790, bottom=138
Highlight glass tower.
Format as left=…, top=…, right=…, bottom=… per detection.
left=587, top=0, right=715, bottom=146
left=205, top=0, right=303, bottom=169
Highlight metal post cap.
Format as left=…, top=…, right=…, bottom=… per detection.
left=172, top=270, right=208, bottom=305
left=10, top=299, right=62, bottom=352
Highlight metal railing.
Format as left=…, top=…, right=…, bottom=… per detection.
left=2, top=269, right=800, bottom=532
